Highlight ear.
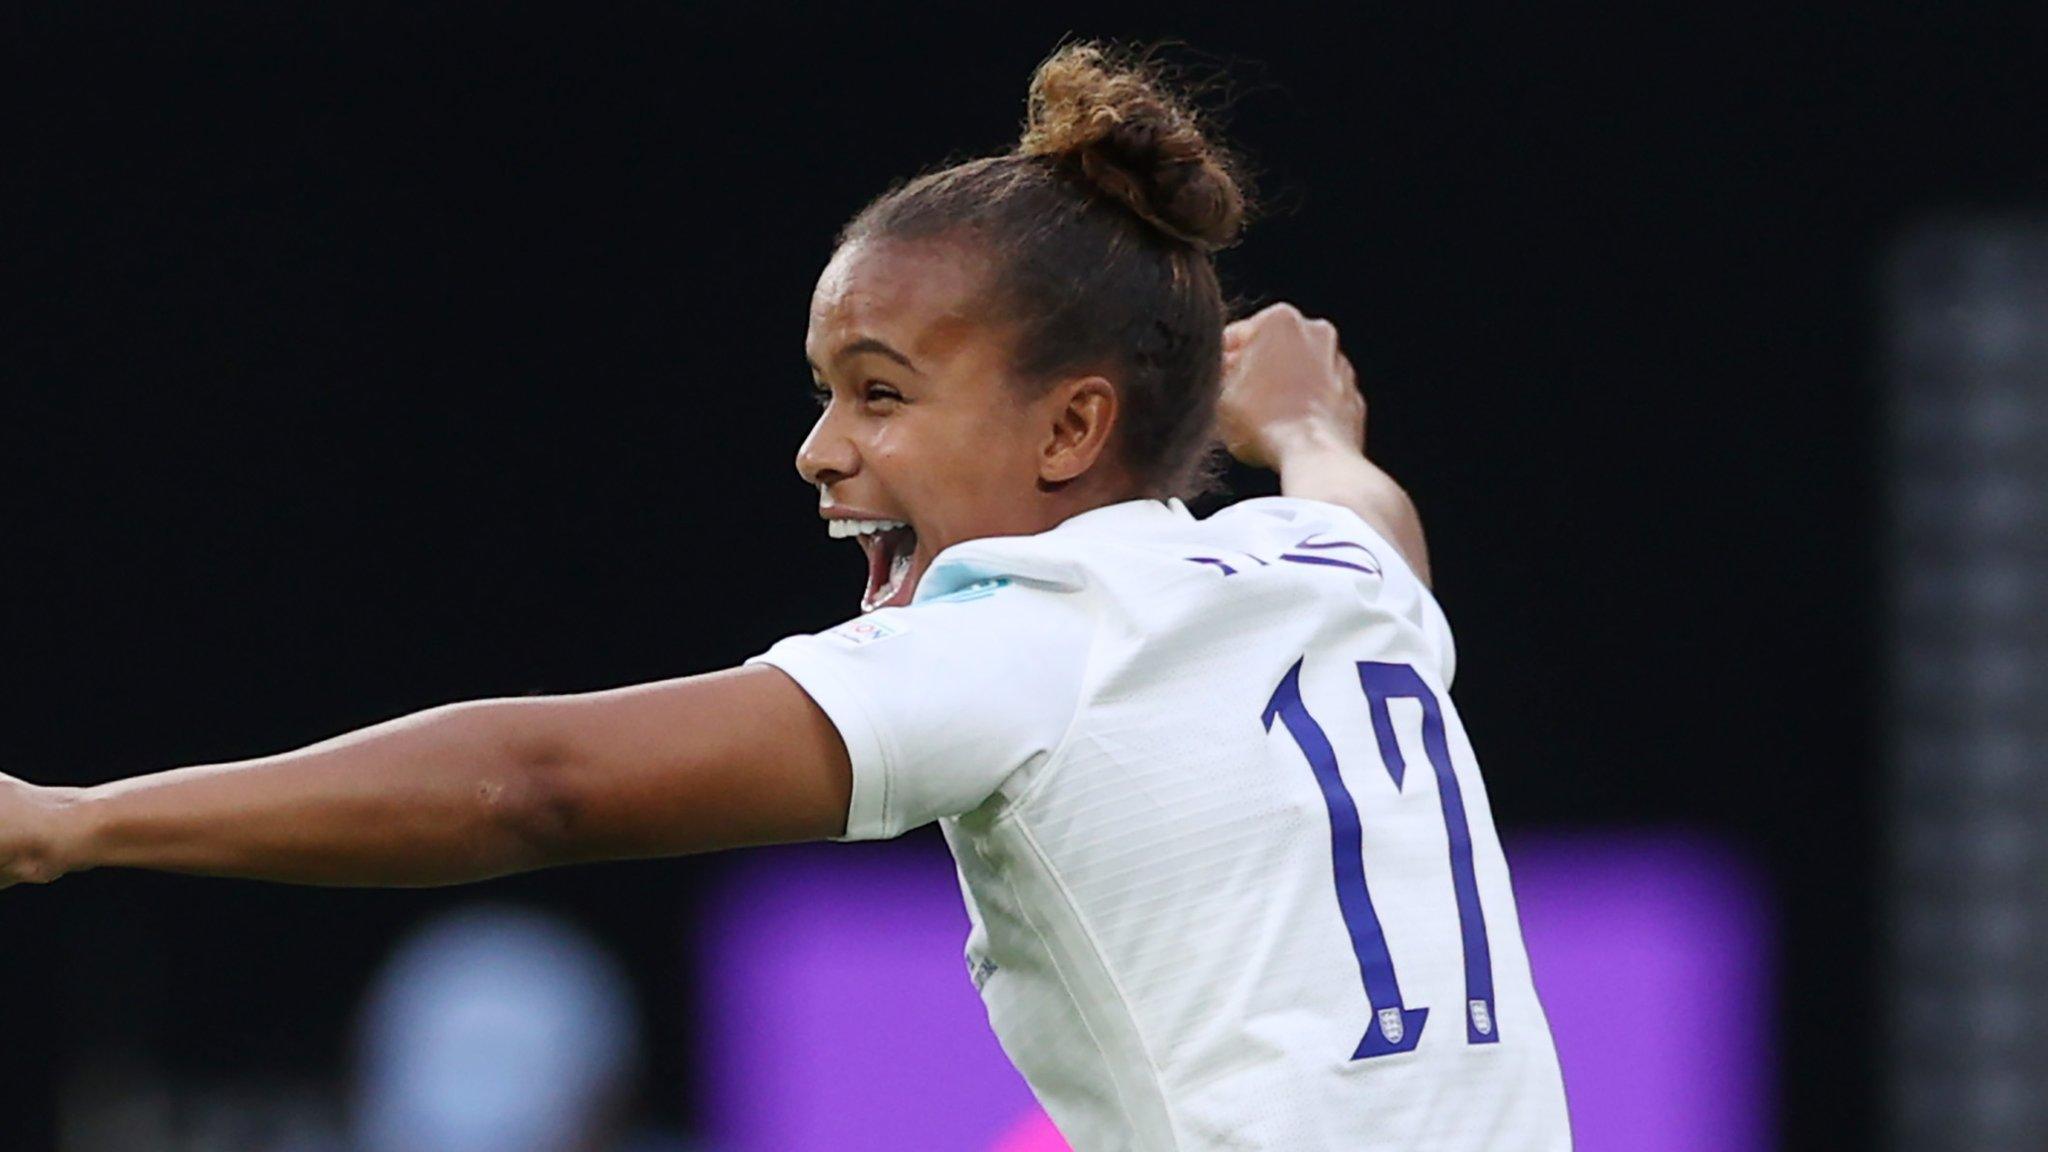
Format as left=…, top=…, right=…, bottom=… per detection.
left=1038, top=375, right=1119, bottom=486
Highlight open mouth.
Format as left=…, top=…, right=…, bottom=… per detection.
left=828, top=518, right=921, bottom=613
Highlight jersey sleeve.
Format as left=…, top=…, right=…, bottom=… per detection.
left=1331, top=501, right=1458, bottom=687
left=1387, top=545, right=1458, bottom=689
left=743, top=581, right=1092, bottom=841
left=1262, top=496, right=1459, bottom=688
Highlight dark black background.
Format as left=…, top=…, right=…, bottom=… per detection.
left=4, top=3, right=2044, bottom=1148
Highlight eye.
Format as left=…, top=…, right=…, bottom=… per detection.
left=863, top=381, right=904, bottom=406
left=808, top=382, right=832, bottom=409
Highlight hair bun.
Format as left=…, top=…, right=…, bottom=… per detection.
left=1018, top=43, right=1248, bottom=251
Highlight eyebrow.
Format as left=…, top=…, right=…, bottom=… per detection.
left=809, top=337, right=919, bottom=375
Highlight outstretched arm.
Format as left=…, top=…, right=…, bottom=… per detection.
left=0, top=666, right=851, bottom=890
left=1217, top=303, right=1431, bottom=584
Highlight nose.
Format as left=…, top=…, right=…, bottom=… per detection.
left=795, top=409, right=858, bottom=488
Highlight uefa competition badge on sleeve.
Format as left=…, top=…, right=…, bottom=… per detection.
left=827, top=617, right=911, bottom=647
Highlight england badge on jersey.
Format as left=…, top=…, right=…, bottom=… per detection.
left=1378, top=1006, right=1406, bottom=1045
left=1470, top=999, right=1495, bottom=1036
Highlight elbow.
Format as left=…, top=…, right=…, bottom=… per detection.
left=1367, top=484, right=1430, bottom=585
left=459, top=703, right=586, bottom=875
left=479, top=766, right=580, bottom=874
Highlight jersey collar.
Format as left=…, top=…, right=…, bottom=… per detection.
left=912, top=499, right=1194, bottom=603
left=1048, top=497, right=1194, bottom=538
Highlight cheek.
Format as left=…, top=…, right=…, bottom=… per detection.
left=933, top=429, right=1033, bottom=501
left=962, top=400, right=1043, bottom=473
left=874, top=402, right=1039, bottom=517
left=863, top=423, right=952, bottom=497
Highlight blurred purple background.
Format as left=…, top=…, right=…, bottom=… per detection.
left=702, top=834, right=1772, bottom=1151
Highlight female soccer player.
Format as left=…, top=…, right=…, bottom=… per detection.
left=0, top=43, right=1568, bottom=1152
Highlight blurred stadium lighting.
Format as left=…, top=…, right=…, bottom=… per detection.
left=350, top=906, right=645, bottom=1152
left=1888, top=222, right=2048, bottom=1152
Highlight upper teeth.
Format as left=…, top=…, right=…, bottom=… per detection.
left=829, top=518, right=909, bottom=539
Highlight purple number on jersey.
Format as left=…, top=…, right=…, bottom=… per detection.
left=1261, top=657, right=1499, bottom=1060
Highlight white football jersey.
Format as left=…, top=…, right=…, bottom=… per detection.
left=747, top=496, right=1570, bottom=1152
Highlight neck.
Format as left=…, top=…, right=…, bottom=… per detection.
left=1030, top=469, right=1154, bottom=533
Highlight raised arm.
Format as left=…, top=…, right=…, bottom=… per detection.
left=1217, top=303, right=1430, bottom=584
left=0, top=666, right=851, bottom=890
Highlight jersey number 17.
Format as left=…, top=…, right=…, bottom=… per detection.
left=1262, top=657, right=1499, bottom=1059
